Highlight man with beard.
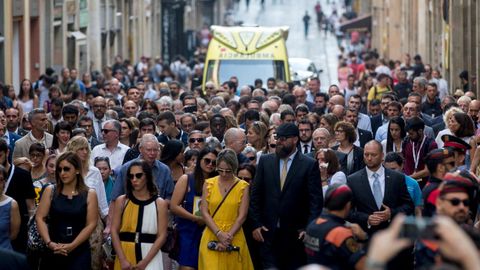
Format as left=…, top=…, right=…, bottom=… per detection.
left=250, top=123, right=323, bottom=270
left=344, top=107, right=373, bottom=148
left=415, top=173, right=477, bottom=269
left=297, top=119, right=314, bottom=154
left=0, top=139, right=35, bottom=253
left=402, top=117, right=437, bottom=184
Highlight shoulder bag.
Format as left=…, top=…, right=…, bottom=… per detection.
left=27, top=184, right=56, bottom=252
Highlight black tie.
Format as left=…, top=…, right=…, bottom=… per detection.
left=304, top=144, right=309, bottom=154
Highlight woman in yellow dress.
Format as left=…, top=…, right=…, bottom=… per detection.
left=198, top=149, right=253, bottom=270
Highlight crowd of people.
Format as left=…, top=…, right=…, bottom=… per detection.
left=0, top=43, right=479, bottom=270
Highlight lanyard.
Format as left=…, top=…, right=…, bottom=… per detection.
left=412, top=136, right=426, bottom=171
left=4, top=165, right=15, bottom=195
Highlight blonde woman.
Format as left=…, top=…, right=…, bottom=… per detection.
left=66, top=136, right=108, bottom=270
left=435, top=106, right=463, bottom=148
left=247, top=121, right=268, bottom=152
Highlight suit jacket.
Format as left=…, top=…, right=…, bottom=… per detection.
left=89, top=136, right=101, bottom=149
left=6, top=132, right=21, bottom=163
left=250, top=152, right=323, bottom=232
left=331, top=145, right=365, bottom=176
left=305, top=101, right=315, bottom=112
left=250, top=151, right=323, bottom=268
left=370, top=114, right=385, bottom=137
left=432, top=121, right=446, bottom=137
left=12, top=132, right=53, bottom=161
left=347, top=167, right=414, bottom=234
left=358, top=128, right=373, bottom=148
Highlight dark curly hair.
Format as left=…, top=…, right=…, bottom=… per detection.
left=125, top=159, right=158, bottom=199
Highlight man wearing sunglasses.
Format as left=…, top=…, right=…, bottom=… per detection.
left=416, top=173, right=477, bottom=269
left=250, top=123, right=323, bottom=269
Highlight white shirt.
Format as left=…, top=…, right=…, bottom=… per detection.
left=85, top=166, right=109, bottom=218
left=366, top=165, right=386, bottom=197
left=358, top=113, right=372, bottom=133
left=91, top=142, right=130, bottom=171
left=300, top=141, right=313, bottom=154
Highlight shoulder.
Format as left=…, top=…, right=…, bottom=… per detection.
left=325, top=226, right=354, bottom=247
left=348, top=169, right=365, bottom=182
left=14, top=166, right=31, bottom=178
left=155, top=197, right=168, bottom=208
left=384, top=168, right=404, bottom=180
left=155, top=160, right=172, bottom=173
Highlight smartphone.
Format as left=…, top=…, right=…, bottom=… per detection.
left=184, top=105, right=197, bottom=113
left=399, top=217, right=437, bottom=240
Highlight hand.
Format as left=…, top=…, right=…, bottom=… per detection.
left=194, top=216, right=205, bottom=226
left=103, top=226, right=111, bottom=239
left=217, top=231, right=232, bottom=246
left=373, top=204, right=391, bottom=222
left=368, top=214, right=382, bottom=226
left=216, top=242, right=227, bottom=252
left=349, top=223, right=368, bottom=241
left=133, top=259, right=148, bottom=270
left=367, top=215, right=412, bottom=264
left=252, top=226, right=269, bottom=242
left=435, top=216, right=480, bottom=268
left=120, top=258, right=132, bottom=270
left=298, top=231, right=306, bottom=240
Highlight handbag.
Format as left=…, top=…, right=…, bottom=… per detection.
left=161, top=226, right=179, bottom=260
left=27, top=185, right=56, bottom=252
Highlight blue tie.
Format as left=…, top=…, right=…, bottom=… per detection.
left=372, top=173, right=383, bottom=209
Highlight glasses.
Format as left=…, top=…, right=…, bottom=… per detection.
left=30, top=153, right=44, bottom=159
left=102, top=129, right=117, bottom=134
left=238, top=176, right=252, bottom=182
left=216, top=168, right=233, bottom=174
left=269, top=144, right=277, bottom=148
left=247, top=156, right=256, bottom=161
left=93, top=105, right=106, bottom=109
left=128, top=173, right=144, bottom=180
left=203, top=158, right=216, bottom=166
left=335, top=129, right=345, bottom=133
left=189, top=138, right=205, bottom=143
left=442, top=197, right=470, bottom=207
left=58, top=166, right=72, bottom=173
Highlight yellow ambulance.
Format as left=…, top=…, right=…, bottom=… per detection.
left=202, top=25, right=291, bottom=90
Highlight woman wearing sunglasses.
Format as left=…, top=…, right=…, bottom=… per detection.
left=171, top=147, right=218, bottom=270
left=36, top=152, right=99, bottom=270
left=111, top=159, right=168, bottom=270
left=198, top=149, right=253, bottom=270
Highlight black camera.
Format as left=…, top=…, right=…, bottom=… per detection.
left=399, top=217, right=437, bottom=240
left=207, top=241, right=240, bottom=252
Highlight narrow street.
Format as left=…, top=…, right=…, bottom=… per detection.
left=233, top=0, right=340, bottom=87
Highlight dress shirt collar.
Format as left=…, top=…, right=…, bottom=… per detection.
left=28, top=131, right=46, bottom=144
left=366, top=165, right=385, bottom=183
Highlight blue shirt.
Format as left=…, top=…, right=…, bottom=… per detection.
left=110, top=157, right=175, bottom=201
left=405, top=175, right=423, bottom=207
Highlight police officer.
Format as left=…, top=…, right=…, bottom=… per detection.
left=422, top=148, right=455, bottom=217
left=441, top=134, right=472, bottom=170
left=304, top=184, right=366, bottom=269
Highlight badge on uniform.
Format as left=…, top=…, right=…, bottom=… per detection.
left=345, top=238, right=360, bottom=253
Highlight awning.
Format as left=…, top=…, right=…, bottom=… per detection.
left=340, top=15, right=371, bottom=33
left=67, top=31, right=86, bottom=40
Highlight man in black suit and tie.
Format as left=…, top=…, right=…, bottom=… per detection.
left=250, top=123, right=323, bottom=270
left=344, top=106, right=373, bottom=148
left=347, top=140, right=413, bottom=235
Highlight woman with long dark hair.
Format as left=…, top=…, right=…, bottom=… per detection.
left=382, top=116, right=406, bottom=157
left=160, top=139, right=185, bottom=183
left=171, top=147, right=218, bottom=270
left=111, top=160, right=168, bottom=270
left=17, top=79, right=39, bottom=114
left=36, top=151, right=99, bottom=269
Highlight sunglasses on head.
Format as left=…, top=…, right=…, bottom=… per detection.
left=442, top=197, right=470, bottom=206
left=203, top=158, right=216, bottom=166
left=128, top=173, right=144, bottom=180
left=189, top=138, right=205, bottom=143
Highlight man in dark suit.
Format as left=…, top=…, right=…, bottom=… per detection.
left=370, top=94, right=394, bottom=137
left=347, top=140, right=413, bottom=235
left=344, top=107, right=373, bottom=148
left=250, top=123, right=323, bottom=270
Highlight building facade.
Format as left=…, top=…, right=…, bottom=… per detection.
left=355, top=0, right=479, bottom=96
left=0, top=0, right=233, bottom=92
